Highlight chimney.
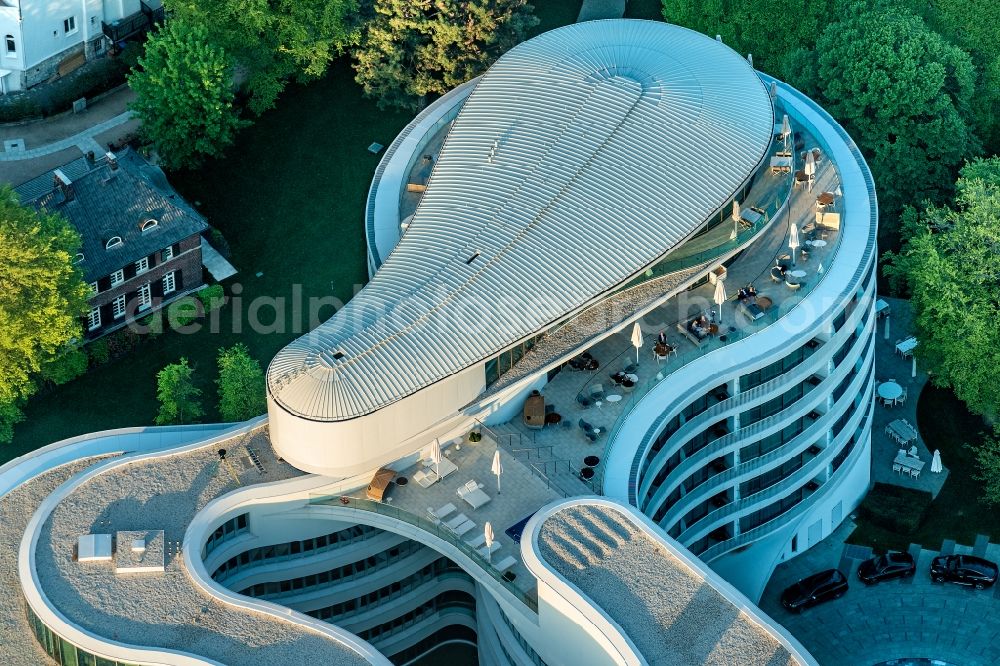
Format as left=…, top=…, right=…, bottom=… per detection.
left=105, top=151, right=119, bottom=171
left=53, top=169, right=74, bottom=202
left=85, top=150, right=96, bottom=166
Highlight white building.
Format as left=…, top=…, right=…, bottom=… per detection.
left=0, top=0, right=161, bottom=93
left=0, top=19, right=876, bottom=666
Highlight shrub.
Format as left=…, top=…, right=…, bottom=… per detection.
left=40, top=349, right=89, bottom=386
left=198, top=285, right=226, bottom=312
left=167, top=296, right=202, bottom=329
left=0, top=95, right=43, bottom=122
left=88, top=339, right=111, bottom=366
left=207, top=227, right=232, bottom=258
left=137, top=312, right=163, bottom=337
left=106, top=326, right=139, bottom=358
left=857, top=483, right=933, bottom=534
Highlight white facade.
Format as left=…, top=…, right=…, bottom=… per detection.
left=0, top=0, right=140, bottom=92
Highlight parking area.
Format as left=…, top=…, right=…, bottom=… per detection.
left=759, top=525, right=1000, bottom=666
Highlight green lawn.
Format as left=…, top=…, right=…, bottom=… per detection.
left=849, top=384, right=995, bottom=552
left=5, top=8, right=585, bottom=464
left=625, top=0, right=664, bottom=20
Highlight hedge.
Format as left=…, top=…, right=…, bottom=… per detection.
left=857, top=482, right=933, bottom=534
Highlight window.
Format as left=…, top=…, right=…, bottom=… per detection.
left=4, top=35, right=14, bottom=56
left=163, top=271, right=176, bottom=295
left=135, top=257, right=149, bottom=274
left=110, top=269, right=124, bottom=287
left=162, top=245, right=174, bottom=262
left=105, top=236, right=123, bottom=249
left=63, top=16, right=76, bottom=34
left=112, top=294, right=126, bottom=318
left=137, top=283, right=151, bottom=311
left=87, top=307, right=101, bottom=331
left=88, top=281, right=98, bottom=296
left=140, top=218, right=158, bottom=232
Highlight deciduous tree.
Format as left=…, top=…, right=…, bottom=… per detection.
left=129, top=19, right=247, bottom=169
left=0, top=186, right=89, bottom=409
left=354, top=0, right=539, bottom=111
left=884, top=158, right=1000, bottom=418
left=971, top=431, right=1000, bottom=506
left=216, top=344, right=266, bottom=422
left=155, top=358, right=205, bottom=425
left=784, top=7, right=978, bottom=232
left=166, top=0, right=359, bottom=114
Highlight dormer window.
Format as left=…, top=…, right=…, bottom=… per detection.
left=140, top=218, right=159, bottom=232
left=106, top=236, right=123, bottom=250
left=73, top=252, right=85, bottom=264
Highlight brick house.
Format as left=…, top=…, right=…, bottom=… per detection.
left=15, top=148, right=208, bottom=338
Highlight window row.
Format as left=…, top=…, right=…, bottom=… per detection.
left=27, top=604, right=143, bottom=666
left=239, top=541, right=423, bottom=600
left=86, top=273, right=177, bottom=331
left=212, top=524, right=378, bottom=582
left=88, top=244, right=179, bottom=296
left=203, top=513, right=249, bottom=557
left=356, top=590, right=476, bottom=642
left=306, top=557, right=466, bottom=622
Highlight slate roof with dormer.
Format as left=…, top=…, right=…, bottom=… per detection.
left=15, top=149, right=208, bottom=283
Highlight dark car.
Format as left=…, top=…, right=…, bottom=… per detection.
left=930, top=555, right=999, bottom=589
left=780, top=569, right=848, bottom=612
left=858, top=552, right=916, bottom=585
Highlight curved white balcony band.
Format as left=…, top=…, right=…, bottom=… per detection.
left=521, top=498, right=817, bottom=666
left=602, top=75, right=878, bottom=505
left=645, top=304, right=876, bottom=524
left=636, top=279, right=875, bottom=503
left=679, top=368, right=875, bottom=547
left=19, top=420, right=389, bottom=666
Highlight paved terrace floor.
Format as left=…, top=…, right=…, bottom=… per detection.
left=349, top=437, right=564, bottom=605
left=34, top=427, right=373, bottom=665
left=487, top=124, right=844, bottom=497
left=869, top=296, right=947, bottom=497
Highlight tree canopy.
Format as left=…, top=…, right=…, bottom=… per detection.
left=784, top=7, right=978, bottom=232
left=0, top=186, right=89, bottom=407
left=216, top=344, right=266, bottom=422
left=155, top=358, right=205, bottom=425
left=885, top=158, right=1000, bottom=418
left=166, top=0, right=359, bottom=114
left=971, top=431, right=1000, bottom=506
left=129, top=19, right=247, bottom=169
left=353, top=0, right=539, bottom=111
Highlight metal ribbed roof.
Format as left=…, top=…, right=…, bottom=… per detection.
left=267, top=19, right=773, bottom=421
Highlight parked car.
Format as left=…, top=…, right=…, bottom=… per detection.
left=930, top=555, right=999, bottom=589
left=781, top=569, right=848, bottom=612
left=858, top=552, right=916, bottom=585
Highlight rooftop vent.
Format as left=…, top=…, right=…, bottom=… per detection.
left=77, top=534, right=112, bottom=563
left=465, top=251, right=481, bottom=265
left=332, top=351, right=346, bottom=360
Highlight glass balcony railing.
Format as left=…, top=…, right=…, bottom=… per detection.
left=308, top=494, right=538, bottom=612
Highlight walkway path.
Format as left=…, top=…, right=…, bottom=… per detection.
left=577, top=0, right=626, bottom=22
left=871, top=297, right=948, bottom=498
left=0, top=86, right=137, bottom=186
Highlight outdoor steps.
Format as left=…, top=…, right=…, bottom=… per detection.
left=973, top=534, right=990, bottom=558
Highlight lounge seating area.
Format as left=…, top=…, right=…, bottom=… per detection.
left=677, top=315, right=716, bottom=347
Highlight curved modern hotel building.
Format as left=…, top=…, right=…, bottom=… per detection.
left=1, top=19, right=875, bottom=666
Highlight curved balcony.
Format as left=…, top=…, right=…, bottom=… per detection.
left=645, top=316, right=875, bottom=524
left=637, top=285, right=873, bottom=503
left=655, top=325, right=874, bottom=529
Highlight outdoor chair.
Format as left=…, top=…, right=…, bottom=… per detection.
left=578, top=419, right=593, bottom=432
left=785, top=279, right=802, bottom=290
left=590, top=384, right=605, bottom=401
left=892, top=463, right=902, bottom=474
left=576, top=394, right=592, bottom=409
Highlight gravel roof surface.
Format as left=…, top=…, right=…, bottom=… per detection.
left=34, top=427, right=373, bottom=665
left=0, top=455, right=119, bottom=665
left=538, top=504, right=798, bottom=666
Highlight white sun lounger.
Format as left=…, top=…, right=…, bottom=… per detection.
left=478, top=542, right=501, bottom=558
left=427, top=503, right=457, bottom=522
left=414, top=468, right=439, bottom=488
left=444, top=513, right=475, bottom=536
left=494, top=555, right=517, bottom=573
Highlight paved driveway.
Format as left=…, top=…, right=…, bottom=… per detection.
left=760, top=527, right=1000, bottom=665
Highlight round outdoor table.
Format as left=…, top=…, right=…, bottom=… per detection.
left=809, top=239, right=827, bottom=247
left=395, top=477, right=408, bottom=487
left=789, top=269, right=807, bottom=278
left=580, top=467, right=595, bottom=480
left=584, top=455, right=600, bottom=467
left=605, top=394, right=622, bottom=403
left=878, top=381, right=903, bottom=402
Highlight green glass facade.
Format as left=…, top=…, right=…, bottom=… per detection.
left=26, top=604, right=142, bottom=666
